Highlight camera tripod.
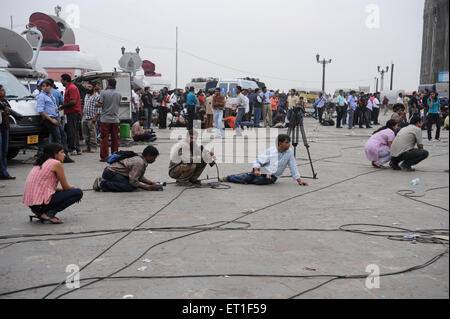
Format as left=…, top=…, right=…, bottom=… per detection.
left=286, top=107, right=318, bottom=179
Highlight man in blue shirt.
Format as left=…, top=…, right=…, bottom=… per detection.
left=37, top=80, right=73, bottom=163
left=221, top=134, right=309, bottom=186
left=347, top=91, right=357, bottom=129
left=186, top=87, right=199, bottom=130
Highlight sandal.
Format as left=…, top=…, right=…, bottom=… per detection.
left=372, top=162, right=384, bottom=169
left=40, top=214, right=64, bottom=224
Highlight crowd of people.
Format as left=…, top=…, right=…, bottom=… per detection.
left=0, top=75, right=449, bottom=224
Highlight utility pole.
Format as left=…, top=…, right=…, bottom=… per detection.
left=374, top=77, right=378, bottom=92
left=390, top=63, right=394, bottom=90
left=316, top=54, right=332, bottom=93
left=377, top=65, right=389, bottom=91
left=175, top=26, right=178, bottom=89
left=376, top=78, right=379, bottom=92
left=10, top=16, right=13, bottom=30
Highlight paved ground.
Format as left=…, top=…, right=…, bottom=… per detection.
left=0, top=113, right=448, bottom=299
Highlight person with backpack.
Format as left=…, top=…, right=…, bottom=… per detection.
left=93, top=146, right=162, bottom=192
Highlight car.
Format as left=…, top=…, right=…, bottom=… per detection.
left=0, top=69, right=48, bottom=160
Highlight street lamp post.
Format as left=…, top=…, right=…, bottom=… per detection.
left=377, top=65, right=389, bottom=91
left=316, top=54, right=332, bottom=93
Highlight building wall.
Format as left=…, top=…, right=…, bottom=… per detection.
left=420, top=0, right=449, bottom=85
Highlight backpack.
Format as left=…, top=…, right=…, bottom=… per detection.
left=107, top=151, right=139, bottom=164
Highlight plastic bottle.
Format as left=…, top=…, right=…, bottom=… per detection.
left=411, top=178, right=420, bottom=186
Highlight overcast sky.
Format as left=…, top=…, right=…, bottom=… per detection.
left=2, top=0, right=425, bottom=92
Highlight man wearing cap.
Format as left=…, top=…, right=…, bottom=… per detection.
left=186, top=87, right=199, bottom=130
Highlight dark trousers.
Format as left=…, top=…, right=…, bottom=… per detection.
left=100, top=168, right=136, bottom=192
left=427, top=113, right=441, bottom=140
left=187, top=105, right=196, bottom=130
left=372, top=108, right=380, bottom=124
left=0, top=130, right=10, bottom=177
left=100, top=122, right=120, bottom=161
left=158, top=106, right=168, bottom=129
left=133, top=133, right=154, bottom=142
left=336, top=106, right=344, bottom=127
left=391, top=149, right=429, bottom=168
left=66, top=113, right=81, bottom=152
left=226, top=172, right=277, bottom=185
left=359, top=108, right=371, bottom=127
left=318, top=108, right=324, bottom=123
left=29, top=188, right=83, bottom=218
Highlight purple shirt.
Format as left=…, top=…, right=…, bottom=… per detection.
left=364, top=128, right=395, bottom=162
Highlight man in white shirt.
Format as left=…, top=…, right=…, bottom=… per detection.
left=132, top=88, right=142, bottom=125
left=220, top=134, right=309, bottom=186
left=233, top=86, right=247, bottom=136
left=372, top=92, right=381, bottom=125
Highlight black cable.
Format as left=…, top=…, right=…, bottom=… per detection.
left=0, top=248, right=446, bottom=299
left=48, top=169, right=384, bottom=298
left=396, top=186, right=449, bottom=212
left=42, top=178, right=230, bottom=299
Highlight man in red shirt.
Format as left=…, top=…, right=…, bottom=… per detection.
left=61, top=74, right=82, bottom=155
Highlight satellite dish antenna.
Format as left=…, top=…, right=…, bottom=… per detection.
left=0, top=27, right=33, bottom=69
left=118, top=52, right=142, bottom=74
left=142, top=60, right=156, bottom=75
left=28, top=12, right=64, bottom=47
left=50, top=14, right=76, bottom=45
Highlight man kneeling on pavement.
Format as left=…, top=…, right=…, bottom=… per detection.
left=221, top=134, right=309, bottom=186
left=169, top=130, right=215, bottom=186
left=93, top=145, right=162, bottom=192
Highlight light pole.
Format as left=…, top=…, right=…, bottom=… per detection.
left=377, top=65, right=389, bottom=91
left=316, top=54, right=332, bottom=93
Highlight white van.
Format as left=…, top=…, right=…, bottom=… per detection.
left=216, top=78, right=259, bottom=97
left=75, top=71, right=132, bottom=121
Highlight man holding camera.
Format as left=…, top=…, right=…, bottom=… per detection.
left=169, top=130, right=215, bottom=186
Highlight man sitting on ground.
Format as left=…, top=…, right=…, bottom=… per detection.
left=93, top=146, right=162, bottom=192
left=221, top=134, right=309, bottom=186
left=169, top=130, right=215, bottom=186
left=389, top=116, right=429, bottom=172
left=132, top=117, right=156, bottom=142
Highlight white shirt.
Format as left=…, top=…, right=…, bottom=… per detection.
left=132, top=91, right=140, bottom=112
left=397, top=97, right=403, bottom=104
left=244, top=95, right=250, bottom=113
left=373, top=98, right=380, bottom=109
left=366, top=98, right=373, bottom=111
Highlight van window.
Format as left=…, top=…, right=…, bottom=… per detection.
left=219, top=83, right=228, bottom=94
left=0, top=71, right=31, bottom=99
left=229, top=83, right=238, bottom=97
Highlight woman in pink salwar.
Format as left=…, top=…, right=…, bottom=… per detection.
left=365, top=120, right=398, bottom=168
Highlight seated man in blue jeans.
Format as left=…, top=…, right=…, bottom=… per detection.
left=93, top=146, right=162, bottom=192
left=221, top=134, right=309, bottom=186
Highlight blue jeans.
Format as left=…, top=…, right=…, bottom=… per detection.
left=253, top=107, right=262, bottom=127
left=213, top=109, right=223, bottom=136
left=347, top=109, right=355, bottom=129
left=342, top=108, right=347, bottom=125
left=45, top=119, right=69, bottom=154
left=226, top=172, right=277, bottom=185
left=29, top=188, right=83, bottom=218
left=144, top=107, right=153, bottom=129
left=0, top=130, right=10, bottom=177
left=234, top=108, right=246, bottom=135
left=100, top=168, right=137, bottom=192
